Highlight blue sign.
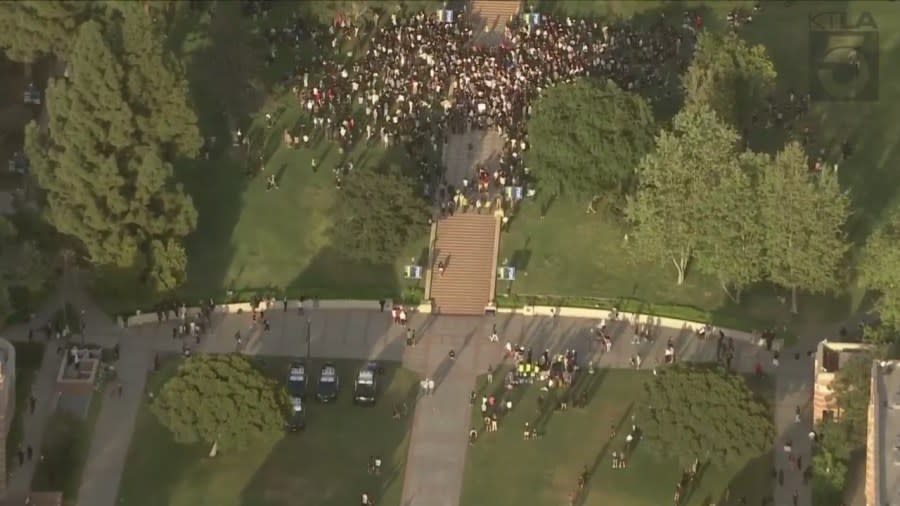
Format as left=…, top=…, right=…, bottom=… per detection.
left=405, top=265, right=423, bottom=279
left=497, top=266, right=516, bottom=281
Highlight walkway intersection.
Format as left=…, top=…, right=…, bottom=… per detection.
left=1, top=290, right=812, bottom=506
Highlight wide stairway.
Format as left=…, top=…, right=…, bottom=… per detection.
left=428, top=212, right=500, bottom=315
left=470, top=0, right=521, bottom=43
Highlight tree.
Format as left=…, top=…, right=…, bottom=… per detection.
left=525, top=79, right=656, bottom=200
left=860, top=209, right=900, bottom=329
left=695, top=151, right=766, bottom=302
left=682, top=31, right=777, bottom=129
left=114, top=3, right=202, bottom=159
left=0, top=1, right=93, bottom=62
left=831, top=355, right=872, bottom=440
left=151, top=354, right=289, bottom=450
left=332, top=164, right=430, bottom=263
left=641, top=365, right=774, bottom=462
left=0, top=217, right=53, bottom=319
left=757, top=142, right=850, bottom=313
left=626, top=103, right=740, bottom=285
left=24, top=20, right=197, bottom=290
left=148, top=238, right=188, bottom=292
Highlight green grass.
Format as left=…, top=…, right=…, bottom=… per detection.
left=461, top=368, right=772, bottom=506
left=7, top=342, right=45, bottom=469
left=90, top=2, right=430, bottom=314
left=500, top=1, right=900, bottom=336
left=118, top=357, right=419, bottom=506
left=31, top=390, right=104, bottom=505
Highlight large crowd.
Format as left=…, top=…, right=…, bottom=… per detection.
left=258, top=4, right=698, bottom=201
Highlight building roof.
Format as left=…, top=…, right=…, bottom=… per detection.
left=873, top=360, right=900, bottom=506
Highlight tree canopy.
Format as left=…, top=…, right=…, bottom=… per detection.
left=694, top=151, right=767, bottom=302
left=860, top=208, right=900, bottom=329
left=24, top=14, right=200, bottom=292
left=151, top=354, right=290, bottom=450
left=0, top=1, right=92, bottom=62
left=332, top=163, right=430, bottom=263
left=757, top=142, right=850, bottom=313
left=682, top=31, right=777, bottom=129
left=626, top=103, right=740, bottom=285
left=641, top=365, right=774, bottom=462
left=525, top=79, right=656, bottom=198
left=0, top=216, right=53, bottom=319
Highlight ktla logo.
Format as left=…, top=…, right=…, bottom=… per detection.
left=808, top=11, right=879, bottom=101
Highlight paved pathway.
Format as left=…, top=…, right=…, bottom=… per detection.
left=3, top=284, right=813, bottom=506
left=74, top=333, right=151, bottom=506
left=772, top=339, right=817, bottom=506
left=5, top=346, right=62, bottom=496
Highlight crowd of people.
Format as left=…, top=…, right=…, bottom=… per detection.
left=257, top=3, right=700, bottom=204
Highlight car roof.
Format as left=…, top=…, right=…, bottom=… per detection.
left=291, top=397, right=303, bottom=410
left=320, top=365, right=337, bottom=381
left=357, top=368, right=375, bottom=383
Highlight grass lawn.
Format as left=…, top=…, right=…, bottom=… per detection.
left=6, top=342, right=44, bottom=468
left=31, top=390, right=104, bottom=504
left=90, top=2, right=430, bottom=313
left=461, top=368, right=772, bottom=506
left=500, top=1, right=900, bottom=335
left=118, top=357, right=419, bottom=506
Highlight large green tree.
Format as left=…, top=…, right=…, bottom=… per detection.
left=641, top=365, right=774, bottom=462
left=860, top=209, right=900, bottom=329
left=695, top=151, right=766, bottom=302
left=152, top=354, right=290, bottom=450
left=333, top=164, right=430, bottom=263
left=626, top=103, right=740, bottom=285
left=114, top=3, right=202, bottom=159
left=0, top=1, right=92, bottom=62
left=24, top=19, right=198, bottom=290
left=526, top=79, right=656, bottom=200
left=682, top=31, right=777, bottom=129
left=757, top=142, right=850, bottom=313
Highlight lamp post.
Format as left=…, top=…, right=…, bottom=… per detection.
left=305, top=318, right=312, bottom=364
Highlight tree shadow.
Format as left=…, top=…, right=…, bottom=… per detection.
left=239, top=358, right=420, bottom=506
left=573, top=403, right=636, bottom=506
left=286, top=246, right=400, bottom=301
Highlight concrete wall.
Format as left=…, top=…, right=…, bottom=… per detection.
left=865, top=361, right=877, bottom=506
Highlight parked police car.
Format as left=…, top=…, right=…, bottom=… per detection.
left=316, top=363, right=340, bottom=402
left=286, top=362, right=307, bottom=399
left=353, top=362, right=378, bottom=405
left=286, top=396, right=306, bottom=431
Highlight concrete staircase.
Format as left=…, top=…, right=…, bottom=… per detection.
left=470, top=0, right=521, bottom=45
left=428, top=212, right=500, bottom=315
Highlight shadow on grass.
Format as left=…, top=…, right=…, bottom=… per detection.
left=287, top=246, right=400, bottom=301
left=240, top=358, right=420, bottom=506
left=707, top=450, right=775, bottom=506
left=574, top=403, right=636, bottom=506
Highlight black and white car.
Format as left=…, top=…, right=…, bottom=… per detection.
left=286, top=396, right=306, bottom=431
left=287, top=362, right=307, bottom=399
left=316, top=363, right=340, bottom=402
left=353, top=362, right=378, bottom=405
